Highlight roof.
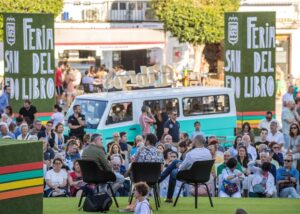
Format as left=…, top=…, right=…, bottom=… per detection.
left=76, top=86, right=233, bottom=101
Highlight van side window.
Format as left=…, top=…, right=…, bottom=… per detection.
left=106, top=102, right=133, bottom=125
left=182, top=95, right=230, bottom=116
left=143, top=98, right=179, bottom=116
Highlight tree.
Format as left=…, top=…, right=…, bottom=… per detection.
left=151, top=0, right=240, bottom=72
left=0, top=0, right=64, bottom=41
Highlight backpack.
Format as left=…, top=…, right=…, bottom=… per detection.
left=83, top=192, right=112, bottom=212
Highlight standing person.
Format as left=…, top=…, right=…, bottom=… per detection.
left=276, top=154, right=300, bottom=198
left=258, top=111, right=280, bottom=132
left=164, top=110, right=180, bottom=144
left=0, top=85, right=10, bottom=114
left=139, top=105, right=155, bottom=136
left=65, top=69, right=76, bottom=108
left=282, top=85, right=295, bottom=107
left=1, top=105, right=14, bottom=126
left=282, top=101, right=297, bottom=150
left=55, top=64, right=64, bottom=105
left=18, top=100, right=37, bottom=125
left=51, top=104, right=64, bottom=127
left=68, top=105, right=85, bottom=141
left=134, top=182, right=151, bottom=214
left=81, top=134, right=111, bottom=171
left=191, top=121, right=205, bottom=139
left=82, top=70, right=94, bottom=93
left=154, top=106, right=168, bottom=141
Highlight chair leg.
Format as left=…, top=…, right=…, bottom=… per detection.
left=108, top=183, right=119, bottom=208
left=152, top=185, right=158, bottom=210
left=195, top=183, right=198, bottom=209
left=205, top=183, right=214, bottom=207
left=156, top=184, right=161, bottom=207
left=128, top=181, right=132, bottom=203
left=78, top=187, right=85, bottom=207
left=129, top=192, right=134, bottom=204
left=173, top=183, right=184, bottom=207
left=153, top=185, right=160, bottom=209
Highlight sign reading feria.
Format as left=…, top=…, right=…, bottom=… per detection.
left=224, top=12, right=276, bottom=127
left=3, top=13, right=55, bottom=113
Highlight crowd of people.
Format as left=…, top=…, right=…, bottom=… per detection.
left=0, top=78, right=299, bottom=213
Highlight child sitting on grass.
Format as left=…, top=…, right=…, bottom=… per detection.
left=134, top=182, right=151, bottom=214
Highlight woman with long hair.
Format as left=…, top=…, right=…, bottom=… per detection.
left=288, top=122, right=300, bottom=152
left=240, top=122, right=255, bottom=145
left=237, top=145, right=250, bottom=175
left=229, top=135, right=242, bottom=158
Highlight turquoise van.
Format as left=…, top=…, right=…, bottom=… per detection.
left=64, top=87, right=237, bottom=147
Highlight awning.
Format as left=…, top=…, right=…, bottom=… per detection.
left=55, top=28, right=165, bottom=52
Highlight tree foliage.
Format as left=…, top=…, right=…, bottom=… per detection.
left=151, top=0, right=240, bottom=45
left=0, top=0, right=64, bottom=41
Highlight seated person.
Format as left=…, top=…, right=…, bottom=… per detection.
left=219, top=158, right=245, bottom=198
left=159, top=135, right=212, bottom=203
left=65, top=139, right=81, bottom=170
left=249, top=162, right=275, bottom=198
left=68, top=160, right=93, bottom=197
left=44, top=157, right=68, bottom=197
left=276, top=154, right=300, bottom=198
left=217, top=151, right=243, bottom=178
left=270, top=142, right=284, bottom=167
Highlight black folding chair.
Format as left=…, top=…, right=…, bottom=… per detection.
left=173, top=160, right=215, bottom=209
left=129, top=162, right=162, bottom=210
left=77, top=159, right=119, bottom=208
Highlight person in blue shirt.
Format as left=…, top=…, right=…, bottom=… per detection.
left=81, top=70, right=94, bottom=92
left=0, top=86, right=10, bottom=114
left=163, top=110, right=180, bottom=144
left=276, top=154, right=300, bottom=198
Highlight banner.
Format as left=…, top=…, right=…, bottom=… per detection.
left=3, top=13, right=55, bottom=114
left=224, top=12, right=276, bottom=128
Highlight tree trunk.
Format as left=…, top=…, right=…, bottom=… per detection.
left=193, top=44, right=205, bottom=73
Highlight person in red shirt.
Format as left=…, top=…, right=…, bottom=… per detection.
left=55, top=64, right=64, bottom=105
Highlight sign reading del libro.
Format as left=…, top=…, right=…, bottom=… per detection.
left=3, top=13, right=55, bottom=112
left=224, top=12, right=276, bottom=126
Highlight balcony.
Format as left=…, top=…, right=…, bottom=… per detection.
left=58, top=1, right=158, bottom=23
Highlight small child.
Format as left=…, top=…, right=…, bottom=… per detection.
left=134, top=182, right=151, bottom=214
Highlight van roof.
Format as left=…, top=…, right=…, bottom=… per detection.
left=76, top=86, right=233, bottom=101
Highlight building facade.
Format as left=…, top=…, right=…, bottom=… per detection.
left=240, top=0, right=300, bottom=83
left=55, top=0, right=189, bottom=73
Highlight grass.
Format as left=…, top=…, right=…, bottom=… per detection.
left=44, top=197, right=300, bottom=214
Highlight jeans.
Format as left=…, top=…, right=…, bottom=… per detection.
left=160, top=160, right=181, bottom=199
left=279, top=187, right=300, bottom=198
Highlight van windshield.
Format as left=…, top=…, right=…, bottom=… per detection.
left=65, top=99, right=107, bottom=129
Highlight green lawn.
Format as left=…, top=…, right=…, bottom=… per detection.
left=44, top=197, right=300, bottom=214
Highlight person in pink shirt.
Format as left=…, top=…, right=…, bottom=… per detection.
left=139, top=106, right=156, bottom=136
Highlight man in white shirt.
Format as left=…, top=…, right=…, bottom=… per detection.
left=258, top=111, right=280, bottom=132
left=282, top=85, right=294, bottom=107
left=191, top=121, right=205, bottom=139
left=242, top=134, right=257, bottom=161
left=159, top=135, right=212, bottom=202
left=267, top=121, right=285, bottom=146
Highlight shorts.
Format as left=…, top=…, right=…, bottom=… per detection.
left=56, top=86, right=64, bottom=95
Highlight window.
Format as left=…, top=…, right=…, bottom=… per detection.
left=143, top=98, right=180, bottom=116
left=66, top=99, right=107, bottom=129
left=106, top=102, right=133, bottom=125
left=182, top=95, right=230, bottom=116
left=120, top=2, right=127, bottom=10
left=129, top=2, right=136, bottom=10
left=111, top=2, right=118, bottom=10
left=137, top=2, right=143, bottom=10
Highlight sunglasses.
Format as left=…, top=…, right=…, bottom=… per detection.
left=284, top=160, right=292, bottom=162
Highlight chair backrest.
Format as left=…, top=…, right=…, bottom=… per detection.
left=131, top=162, right=161, bottom=184
left=186, top=160, right=215, bottom=183
left=78, top=159, right=116, bottom=184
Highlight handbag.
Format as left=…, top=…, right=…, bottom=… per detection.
left=223, top=180, right=238, bottom=196
left=83, top=192, right=112, bottom=212
left=253, top=177, right=267, bottom=194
